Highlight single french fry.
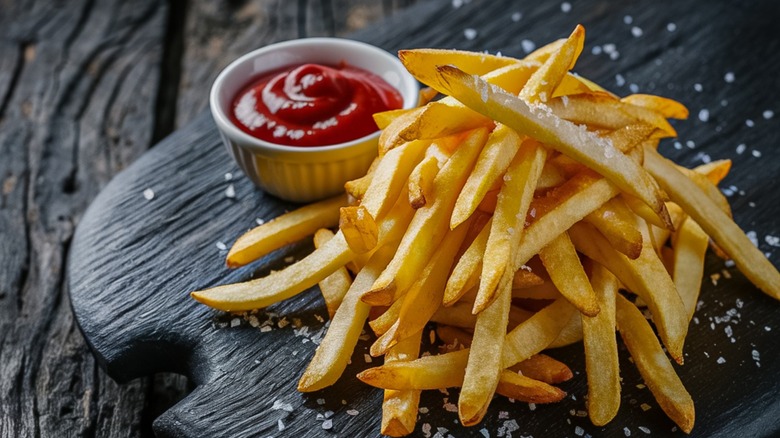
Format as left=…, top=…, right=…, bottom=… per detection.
left=584, top=197, right=643, bottom=259
left=582, top=264, right=621, bottom=426
left=360, top=139, right=429, bottom=220
left=339, top=205, right=379, bottom=254
left=495, top=370, right=567, bottom=404
left=369, top=297, right=403, bottom=336
left=451, top=124, right=523, bottom=228
left=539, top=232, right=600, bottom=316
left=381, top=331, right=423, bottom=437
left=672, top=216, right=709, bottom=321
left=621, top=94, right=690, bottom=120
left=512, top=354, right=574, bottom=384
left=502, top=298, right=577, bottom=367
left=460, top=276, right=512, bottom=425
left=547, top=305, right=583, bottom=348
left=616, top=294, right=696, bottom=434
left=644, top=146, right=780, bottom=300
left=519, top=25, right=585, bottom=104
left=418, top=64, right=671, bottom=229
left=226, top=194, right=347, bottom=268
left=407, top=154, right=440, bottom=209
left=476, top=140, right=547, bottom=312
left=313, top=229, right=353, bottom=318
left=365, top=128, right=488, bottom=306
left=297, top=243, right=396, bottom=392
left=569, top=221, right=688, bottom=364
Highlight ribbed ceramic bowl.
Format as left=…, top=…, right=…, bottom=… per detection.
left=210, top=38, right=419, bottom=203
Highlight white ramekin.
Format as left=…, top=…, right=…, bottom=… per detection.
left=210, top=38, right=419, bottom=203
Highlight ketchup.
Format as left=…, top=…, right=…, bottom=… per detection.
left=230, top=63, right=403, bottom=147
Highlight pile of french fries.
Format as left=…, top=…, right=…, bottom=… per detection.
left=192, top=25, right=780, bottom=436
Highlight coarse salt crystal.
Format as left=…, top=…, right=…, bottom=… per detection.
left=686, top=140, right=695, bottom=149
left=230, top=318, right=240, bottom=327
left=736, top=143, right=746, bottom=154
left=452, top=0, right=464, bottom=8
left=277, top=419, right=285, bottom=431
left=321, top=419, right=333, bottom=430
left=616, top=74, right=626, bottom=87
left=528, top=403, right=536, bottom=411
left=717, top=356, right=726, bottom=364
left=511, top=11, right=522, bottom=21
left=216, top=241, right=227, bottom=251
left=575, top=426, right=585, bottom=436
left=629, top=83, right=639, bottom=93
left=521, top=39, right=536, bottom=53
left=624, top=427, right=632, bottom=436
left=724, top=72, right=735, bottom=83
left=224, top=172, right=233, bottom=181
left=464, top=28, right=478, bottom=40
left=631, top=26, right=643, bottom=37
left=225, top=184, right=236, bottom=198
left=639, top=426, right=651, bottom=434
left=766, top=235, right=780, bottom=247
left=667, top=22, right=677, bottom=32
left=624, top=15, right=633, bottom=24
left=752, top=149, right=762, bottom=157
left=641, top=403, right=652, bottom=411
left=610, top=51, right=620, bottom=60
left=561, top=2, right=571, bottom=12
left=143, top=188, right=155, bottom=200
left=763, top=110, right=774, bottom=119
left=698, top=109, right=710, bottom=122
left=746, top=119, right=755, bottom=127
left=346, top=409, right=359, bottom=416
left=747, top=231, right=758, bottom=246
left=592, top=45, right=602, bottom=55
left=694, top=83, right=703, bottom=92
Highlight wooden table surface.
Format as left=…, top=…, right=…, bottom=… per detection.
left=3, top=0, right=780, bottom=437
left=0, top=1, right=423, bottom=436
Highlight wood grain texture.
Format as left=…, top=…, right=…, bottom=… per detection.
left=67, top=0, right=780, bottom=437
left=0, top=0, right=420, bottom=437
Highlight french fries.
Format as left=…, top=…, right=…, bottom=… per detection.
left=191, top=26, right=780, bottom=437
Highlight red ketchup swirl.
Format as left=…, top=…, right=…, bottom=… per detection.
left=230, top=63, right=403, bottom=147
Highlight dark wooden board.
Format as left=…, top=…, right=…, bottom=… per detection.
left=68, top=0, right=780, bottom=437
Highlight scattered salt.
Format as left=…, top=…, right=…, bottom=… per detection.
left=631, top=26, right=643, bottom=37
left=224, top=172, right=233, bottom=181
left=464, top=28, right=478, bottom=40
left=346, top=409, right=359, bottom=416
left=616, top=74, right=626, bottom=87
left=641, top=403, right=652, bottom=411
left=575, top=426, right=585, bottom=436
left=521, top=39, right=536, bottom=54
left=629, top=83, right=639, bottom=93
left=639, top=426, right=651, bottom=434
left=230, top=318, right=241, bottom=327
left=746, top=119, right=755, bottom=127
left=716, top=356, right=726, bottom=364
left=364, top=354, right=372, bottom=363
left=624, top=427, right=632, bottom=436
left=321, top=419, right=333, bottom=430
left=763, top=110, right=774, bottom=119
left=693, top=83, right=703, bottom=92
left=277, top=419, right=285, bottom=431
left=724, top=72, right=735, bottom=83
left=686, top=140, right=696, bottom=149
left=511, top=12, right=522, bottom=22
left=592, top=45, right=602, bottom=55
left=736, top=143, right=746, bottom=154
left=528, top=403, right=536, bottom=411
left=624, top=15, right=633, bottom=24
left=698, top=109, right=710, bottom=122
left=765, top=235, right=780, bottom=247
left=561, top=2, right=572, bottom=12
left=667, top=22, right=677, bottom=32
left=751, top=150, right=762, bottom=158
left=216, top=241, right=227, bottom=251
left=143, top=188, right=155, bottom=200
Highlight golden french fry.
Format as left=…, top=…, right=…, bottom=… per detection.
left=339, top=206, right=379, bottom=254
left=644, top=146, right=780, bottom=300
left=226, top=194, right=347, bottom=268
left=495, top=370, right=567, bottom=404
left=381, top=331, right=423, bottom=437
left=621, top=94, right=690, bottom=119
left=297, top=243, right=396, bottom=392
left=369, top=297, right=403, bottom=336
left=512, top=354, right=573, bottom=384
left=672, top=216, right=709, bottom=321
left=476, top=140, right=547, bottom=312
left=360, top=139, right=428, bottom=220
left=569, top=221, right=688, bottom=364
left=451, top=124, right=523, bottom=227
left=674, top=164, right=732, bottom=218
left=407, top=154, right=440, bottom=209
left=365, top=128, right=488, bottom=306
left=519, top=25, right=585, bottom=104
left=582, top=264, right=621, bottom=426
left=539, top=232, right=600, bottom=316
left=460, top=276, right=512, bottom=425
left=547, top=306, right=583, bottom=348
left=502, top=298, right=577, bottom=367
left=418, top=64, right=672, bottom=229
left=537, top=162, right=566, bottom=189
left=313, top=229, right=353, bottom=318
left=511, top=268, right=545, bottom=289
left=616, top=294, right=695, bottom=434
left=584, top=197, right=643, bottom=259
left=693, top=159, right=731, bottom=185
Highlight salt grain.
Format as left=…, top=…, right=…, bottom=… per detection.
left=225, top=184, right=236, bottom=198
left=364, top=354, right=372, bottom=363
left=686, top=140, right=695, bottom=149
left=765, top=235, right=780, bottom=247
left=763, top=110, right=774, bottom=119
left=143, top=188, right=155, bottom=200
left=698, top=109, right=710, bottom=122
left=561, top=2, right=572, bottom=13
left=277, top=419, right=285, bottom=431
left=528, top=403, right=536, bottom=411
left=321, top=419, right=333, bottom=430
left=224, top=172, right=233, bottom=181
left=624, top=15, right=633, bottom=24
left=631, top=26, right=643, bottom=37
left=639, top=426, right=651, bottom=434
left=724, top=72, right=735, bottom=83
left=751, top=149, right=762, bottom=158
left=511, top=12, right=522, bottom=22
left=746, top=119, right=755, bottom=127
left=629, top=83, right=639, bottom=93
left=667, top=22, right=677, bottom=32
left=521, top=39, right=536, bottom=53
left=693, top=83, right=703, bottom=92
left=765, top=326, right=772, bottom=331
left=575, top=426, right=585, bottom=436
left=230, top=318, right=240, bottom=327
left=736, top=143, right=746, bottom=154
left=616, top=74, right=626, bottom=87
left=346, top=409, right=359, bottom=416
left=592, top=45, right=602, bottom=55
left=464, top=28, right=478, bottom=40
left=624, top=427, right=632, bottom=436
left=216, top=241, right=227, bottom=251
left=716, top=356, right=726, bottom=364
left=452, top=0, right=464, bottom=8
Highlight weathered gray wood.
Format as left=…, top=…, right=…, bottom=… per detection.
left=0, top=0, right=421, bottom=437
left=67, top=1, right=780, bottom=438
